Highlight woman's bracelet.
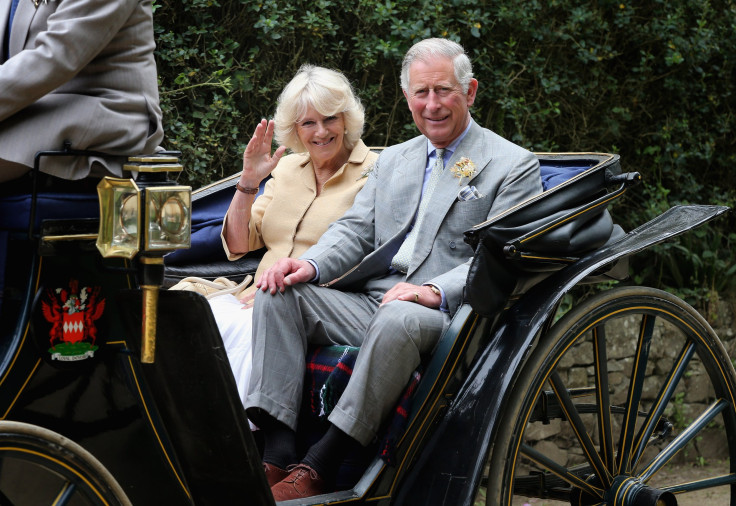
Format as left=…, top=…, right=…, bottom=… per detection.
left=236, top=182, right=259, bottom=194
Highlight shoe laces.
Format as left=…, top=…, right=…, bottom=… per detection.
left=285, top=464, right=319, bottom=483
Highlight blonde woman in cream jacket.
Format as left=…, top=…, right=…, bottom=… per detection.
left=210, top=65, right=377, bottom=410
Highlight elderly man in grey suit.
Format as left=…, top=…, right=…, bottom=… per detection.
left=248, top=37, right=543, bottom=500
left=0, top=0, right=163, bottom=184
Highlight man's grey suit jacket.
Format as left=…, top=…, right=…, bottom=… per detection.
left=302, top=120, right=543, bottom=316
left=0, top=0, right=163, bottom=179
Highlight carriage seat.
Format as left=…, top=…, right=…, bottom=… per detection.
left=161, top=154, right=611, bottom=286
left=0, top=179, right=99, bottom=316
left=158, top=153, right=633, bottom=483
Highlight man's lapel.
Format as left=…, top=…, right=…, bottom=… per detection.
left=390, top=137, right=426, bottom=232
left=408, top=120, right=492, bottom=273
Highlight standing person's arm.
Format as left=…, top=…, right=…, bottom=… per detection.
left=0, top=0, right=139, bottom=121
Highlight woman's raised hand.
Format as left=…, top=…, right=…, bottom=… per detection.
left=240, top=119, right=287, bottom=188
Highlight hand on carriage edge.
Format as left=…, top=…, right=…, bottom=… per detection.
left=0, top=0, right=163, bottom=188
left=245, top=37, right=544, bottom=501
left=196, top=65, right=377, bottom=428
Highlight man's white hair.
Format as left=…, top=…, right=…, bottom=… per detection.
left=400, top=38, right=474, bottom=93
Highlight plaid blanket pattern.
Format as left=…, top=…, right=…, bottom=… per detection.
left=305, top=345, right=421, bottom=465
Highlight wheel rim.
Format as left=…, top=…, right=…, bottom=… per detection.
left=0, top=447, right=105, bottom=505
left=0, top=421, right=130, bottom=506
left=495, top=288, right=736, bottom=506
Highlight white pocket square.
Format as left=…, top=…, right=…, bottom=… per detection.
left=458, top=185, right=483, bottom=201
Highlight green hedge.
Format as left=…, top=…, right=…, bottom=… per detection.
left=152, top=0, right=736, bottom=302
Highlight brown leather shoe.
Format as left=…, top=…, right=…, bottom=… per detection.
left=270, top=464, right=326, bottom=501
left=263, top=462, right=289, bottom=487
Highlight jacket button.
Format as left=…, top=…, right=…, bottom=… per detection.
left=449, top=241, right=456, bottom=249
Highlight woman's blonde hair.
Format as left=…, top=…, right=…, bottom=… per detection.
left=273, top=65, right=365, bottom=153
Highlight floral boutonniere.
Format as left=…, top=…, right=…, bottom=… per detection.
left=32, top=0, right=55, bottom=7
left=450, top=157, right=477, bottom=185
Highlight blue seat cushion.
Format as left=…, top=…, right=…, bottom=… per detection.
left=540, top=161, right=595, bottom=191
left=0, top=191, right=99, bottom=315
left=166, top=177, right=269, bottom=265
left=0, top=192, right=99, bottom=231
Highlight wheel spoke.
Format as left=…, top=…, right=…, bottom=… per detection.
left=549, top=371, right=612, bottom=487
left=593, top=325, right=614, bottom=472
left=520, top=443, right=604, bottom=499
left=661, top=473, right=736, bottom=494
left=639, top=399, right=729, bottom=482
left=631, top=342, right=695, bottom=470
left=53, top=482, right=76, bottom=506
left=616, top=313, right=656, bottom=474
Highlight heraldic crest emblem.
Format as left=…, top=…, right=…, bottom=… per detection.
left=41, top=279, right=106, bottom=361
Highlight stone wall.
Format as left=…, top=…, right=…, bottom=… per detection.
left=525, top=295, right=736, bottom=467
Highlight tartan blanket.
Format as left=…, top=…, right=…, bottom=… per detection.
left=304, top=345, right=421, bottom=465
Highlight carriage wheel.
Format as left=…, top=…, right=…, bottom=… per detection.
left=485, top=286, right=736, bottom=506
left=0, top=421, right=131, bottom=506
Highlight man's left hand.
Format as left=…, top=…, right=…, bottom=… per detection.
left=381, top=282, right=441, bottom=308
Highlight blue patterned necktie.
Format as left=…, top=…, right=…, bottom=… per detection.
left=4, top=0, right=22, bottom=61
left=391, top=148, right=446, bottom=273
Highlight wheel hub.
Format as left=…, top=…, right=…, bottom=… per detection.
left=570, top=475, right=677, bottom=506
left=605, top=475, right=678, bottom=506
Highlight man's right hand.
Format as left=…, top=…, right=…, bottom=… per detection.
left=256, top=258, right=316, bottom=294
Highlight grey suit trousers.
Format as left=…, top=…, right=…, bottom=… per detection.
left=246, top=273, right=449, bottom=446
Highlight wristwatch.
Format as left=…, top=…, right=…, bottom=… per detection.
left=427, top=284, right=441, bottom=296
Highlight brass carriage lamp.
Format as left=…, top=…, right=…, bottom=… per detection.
left=96, top=154, right=192, bottom=364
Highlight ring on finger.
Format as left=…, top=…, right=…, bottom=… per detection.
left=413, top=291, right=420, bottom=302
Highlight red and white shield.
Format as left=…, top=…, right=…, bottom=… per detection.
left=63, top=312, right=85, bottom=344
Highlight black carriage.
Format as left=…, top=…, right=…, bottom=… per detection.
left=0, top=147, right=732, bottom=506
